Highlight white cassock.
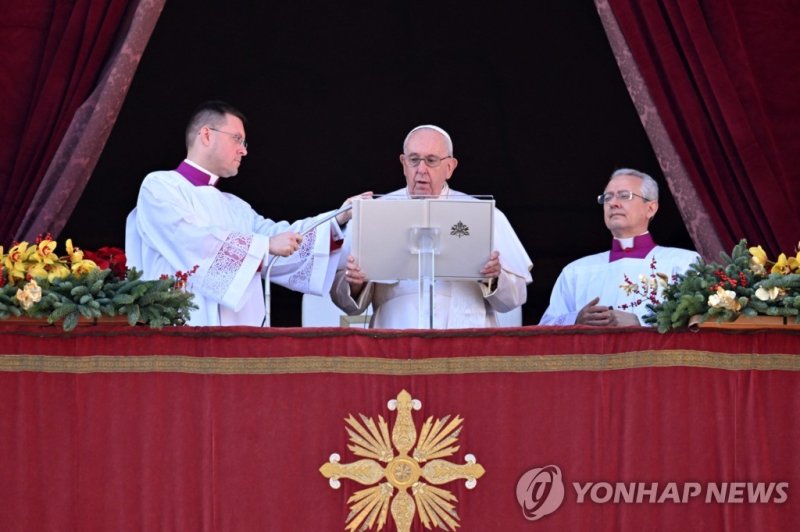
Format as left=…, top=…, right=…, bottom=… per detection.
left=330, top=187, right=533, bottom=329
left=539, top=245, right=698, bottom=325
left=125, top=167, right=342, bottom=326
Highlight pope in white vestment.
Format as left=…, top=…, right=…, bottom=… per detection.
left=330, top=187, right=533, bottom=328
left=331, top=124, right=532, bottom=328
left=126, top=160, right=343, bottom=326
left=539, top=234, right=698, bottom=325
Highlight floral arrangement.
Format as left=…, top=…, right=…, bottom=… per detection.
left=1, top=235, right=196, bottom=331
left=617, top=257, right=673, bottom=311
left=644, top=239, right=800, bottom=332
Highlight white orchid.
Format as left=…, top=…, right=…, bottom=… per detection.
left=708, top=287, right=741, bottom=312
left=755, top=286, right=783, bottom=301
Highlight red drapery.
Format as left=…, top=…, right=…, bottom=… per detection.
left=1, top=325, right=799, bottom=531
left=0, top=0, right=134, bottom=242
left=15, top=0, right=165, bottom=243
left=601, top=0, right=800, bottom=257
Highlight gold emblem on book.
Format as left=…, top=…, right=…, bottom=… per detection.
left=320, top=389, right=485, bottom=532
left=450, top=221, right=470, bottom=238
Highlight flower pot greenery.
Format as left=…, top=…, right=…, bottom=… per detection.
left=1, top=235, right=196, bottom=331
left=644, top=239, right=800, bottom=332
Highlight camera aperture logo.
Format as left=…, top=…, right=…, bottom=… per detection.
left=516, top=465, right=565, bottom=520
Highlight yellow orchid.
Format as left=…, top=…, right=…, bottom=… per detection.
left=5, top=242, right=28, bottom=264
left=788, top=250, right=800, bottom=273
left=34, top=239, right=59, bottom=265
left=26, top=263, right=49, bottom=280
left=27, top=262, right=71, bottom=282
left=4, top=242, right=32, bottom=283
left=771, top=253, right=791, bottom=274
left=748, top=245, right=768, bottom=275
left=3, top=238, right=116, bottom=284
left=47, top=263, right=71, bottom=281
left=708, top=287, right=741, bottom=312
left=65, top=238, right=84, bottom=263
left=71, top=258, right=98, bottom=277
left=63, top=238, right=97, bottom=276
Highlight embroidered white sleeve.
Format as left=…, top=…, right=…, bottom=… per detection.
left=202, top=232, right=253, bottom=299
left=286, top=228, right=317, bottom=291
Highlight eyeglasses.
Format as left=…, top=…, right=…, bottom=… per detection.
left=597, top=190, right=651, bottom=204
left=208, top=127, right=248, bottom=149
left=403, top=154, right=453, bottom=168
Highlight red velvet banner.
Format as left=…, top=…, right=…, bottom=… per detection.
left=1, top=324, right=799, bottom=531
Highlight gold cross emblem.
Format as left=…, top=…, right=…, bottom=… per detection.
left=320, top=390, right=486, bottom=531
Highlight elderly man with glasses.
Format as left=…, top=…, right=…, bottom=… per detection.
left=539, top=168, right=699, bottom=327
left=330, top=124, right=533, bottom=328
left=126, top=100, right=359, bottom=326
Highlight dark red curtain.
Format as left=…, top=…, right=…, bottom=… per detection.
left=603, top=0, right=800, bottom=256
left=0, top=0, right=132, bottom=243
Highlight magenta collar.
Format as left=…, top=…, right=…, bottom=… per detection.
left=175, top=161, right=213, bottom=186
left=609, top=233, right=656, bottom=262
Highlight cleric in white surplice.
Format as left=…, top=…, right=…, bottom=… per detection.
left=126, top=101, right=354, bottom=326
left=539, top=168, right=698, bottom=326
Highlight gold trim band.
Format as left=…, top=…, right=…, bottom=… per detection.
left=1, top=350, right=799, bottom=375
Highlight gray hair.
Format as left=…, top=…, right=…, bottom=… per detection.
left=610, top=168, right=659, bottom=201
left=403, top=125, right=454, bottom=156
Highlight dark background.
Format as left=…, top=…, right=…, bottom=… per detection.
left=63, top=1, right=693, bottom=326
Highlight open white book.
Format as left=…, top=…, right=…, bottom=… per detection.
left=351, top=197, right=494, bottom=282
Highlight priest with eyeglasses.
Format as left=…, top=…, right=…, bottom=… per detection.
left=126, top=101, right=363, bottom=326
left=539, top=168, right=698, bottom=326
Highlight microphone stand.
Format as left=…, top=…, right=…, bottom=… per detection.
left=261, top=204, right=353, bottom=327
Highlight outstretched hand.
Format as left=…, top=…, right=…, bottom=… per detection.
left=269, top=232, right=303, bottom=257
left=336, top=191, right=374, bottom=226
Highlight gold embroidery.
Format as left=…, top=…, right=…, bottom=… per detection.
left=320, top=390, right=484, bottom=531
left=1, top=350, right=799, bottom=375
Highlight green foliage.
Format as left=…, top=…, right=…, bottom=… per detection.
left=0, top=268, right=196, bottom=331
left=644, top=239, right=800, bottom=332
